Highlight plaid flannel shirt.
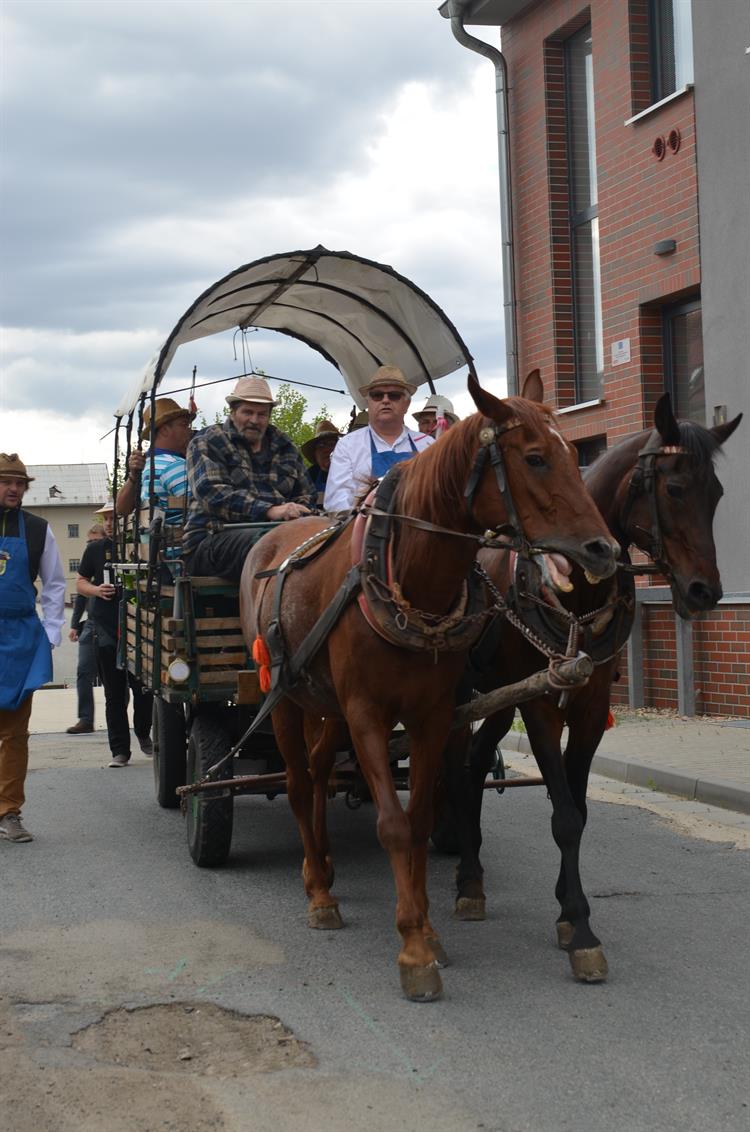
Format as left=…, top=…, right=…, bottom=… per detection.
left=184, top=418, right=316, bottom=555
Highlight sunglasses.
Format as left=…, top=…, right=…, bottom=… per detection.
left=368, top=390, right=405, bottom=402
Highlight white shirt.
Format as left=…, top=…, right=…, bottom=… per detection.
left=39, top=526, right=66, bottom=647
left=323, top=426, right=434, bottom=513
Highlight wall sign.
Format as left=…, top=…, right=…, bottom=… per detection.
left=611, top=338, right=631, bottom=366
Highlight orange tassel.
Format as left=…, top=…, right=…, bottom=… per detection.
left=252, top=636, right=271, bottom=667
left=252, top=636, right=272, bottom=694
left=605, top=710, right=616, bottom=730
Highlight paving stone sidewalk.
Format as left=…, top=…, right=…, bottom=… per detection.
left=501, top=708, right=750, bottom=815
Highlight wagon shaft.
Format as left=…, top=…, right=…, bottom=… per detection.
left=452, top=653, right=593, bottom=728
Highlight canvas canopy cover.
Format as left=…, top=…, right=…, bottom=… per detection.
left=115, top=246, right=475, bottom=418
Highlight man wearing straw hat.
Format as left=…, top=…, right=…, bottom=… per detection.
left=184, top=376, right=316, bottom=583
left=301, top=420, right=342, bottom=504
left=115, top=397, right=194, bottom=526
left=323, top=365, right=433, bottom=514
left=0, top=454, right=66, bottom=843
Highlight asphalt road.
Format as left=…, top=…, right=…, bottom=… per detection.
left=2, top=734, right=749, bottom=1132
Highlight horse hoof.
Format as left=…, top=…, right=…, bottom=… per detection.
left=308, top=904, right=343, bottom=930
left=455, top=896, right=486, bottom=922
left=399, top=962, right=443, bottom=1002
left=425, top=935, right=450, bottom=968
left=569, top=946, right=608, bottom=983
left=556, top=921, right=575, bottom=950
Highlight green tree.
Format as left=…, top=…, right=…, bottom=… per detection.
left=272, top=384, right=331, bottom=456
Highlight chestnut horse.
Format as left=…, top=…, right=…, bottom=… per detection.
left=445, top=394, right=741, bottom=981
left=240, top=376, right=619, bottom=1001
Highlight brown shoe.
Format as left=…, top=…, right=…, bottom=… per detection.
left=67, top=720, right=94, bottom=734
left=0, top=813, right=34, bottom=843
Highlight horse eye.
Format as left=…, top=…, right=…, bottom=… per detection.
left=525, top=454, right=546, bottom=468
left=666, top=482, right=684, bottom=500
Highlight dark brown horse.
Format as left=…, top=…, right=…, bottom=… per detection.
left=446, top=394, right=741, bottom=981
left=240, top=376, right=619, bottom=1001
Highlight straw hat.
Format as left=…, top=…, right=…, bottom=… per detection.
left=301, top=420, right=342, bottom=464
left=348, top=410, right=369, bottom=432
left=94, top=501, right=114, bottom=514
left=0, top=453, right=34, bottom=482
left=412, top=394, right=459, bottom=426
left=358, top=365, right=417, bottom=399
left=140, top=398, right=194, bottom=441
left=225, top=376, right=276, bottom=407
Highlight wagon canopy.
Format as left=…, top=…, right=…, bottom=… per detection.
left=115, top=246, right=475, bottom=417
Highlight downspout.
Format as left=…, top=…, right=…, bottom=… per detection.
left=445, top=1, right=519, bottom=395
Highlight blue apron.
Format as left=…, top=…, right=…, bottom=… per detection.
left=0, top=510, right=53, bottom=711
left=370, top=430, right=418, bottom=478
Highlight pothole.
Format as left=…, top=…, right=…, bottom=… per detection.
left=72, top=1002, right=317, bottom=1077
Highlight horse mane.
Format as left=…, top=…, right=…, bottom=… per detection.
left=587, top=417, right=722, bottom=481
left=396, top=396, right=557, bottom=525
left=675, top=419, right=722, bottom=463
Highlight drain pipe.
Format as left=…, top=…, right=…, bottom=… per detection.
left=443, top=1, right=519, bottom=395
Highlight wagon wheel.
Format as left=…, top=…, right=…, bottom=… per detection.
left=186, top=714, right=234, bottom=868
left=491, top=745, right=506, bottom=795
left=152, top=698, right=187, bottom=809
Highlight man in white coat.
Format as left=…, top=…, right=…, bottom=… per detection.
left=323, top=366, right=433, bottom=513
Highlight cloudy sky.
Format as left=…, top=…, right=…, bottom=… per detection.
left=1, top=0, right=506, bottom=468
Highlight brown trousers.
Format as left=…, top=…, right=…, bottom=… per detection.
left=0, top=694, right=34, bottom=818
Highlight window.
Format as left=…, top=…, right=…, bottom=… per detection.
left=663, top=299, right=704, bottom=424
left=575, top=436, right=607, bottom=468
left=650, top=0, right=693, bottom=102
left=67, top=523, right=79, bottom=539
left=566, top=26, right=603, bottom=402
left=68, top=558, right=80, bottom=573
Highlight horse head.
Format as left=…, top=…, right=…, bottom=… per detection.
left=615, top=393, right=742, bottom=618
left=466, top=373, right=619, bottom=586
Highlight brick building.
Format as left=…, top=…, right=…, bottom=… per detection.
left=441, top=0, right=749, bottom=716
left=24, top=464, right=110, bottom=607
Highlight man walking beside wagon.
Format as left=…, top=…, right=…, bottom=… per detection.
left=0, top=454, right=66, bottom=843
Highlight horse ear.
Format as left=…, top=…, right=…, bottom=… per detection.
left=468, top=371, right=515, bottom=424
left=521, top=369, right=544, bottom=403
left=654, top=393, right=680, bottom=445
left=710, top=412, right=742, bottom=447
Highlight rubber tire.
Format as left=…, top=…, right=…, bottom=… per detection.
left=152, top=699, right=187, bottom=809
left=186, top=714, right=234, bottom=868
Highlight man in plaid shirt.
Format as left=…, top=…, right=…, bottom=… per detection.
left=184, top=376, right=315, bottom=582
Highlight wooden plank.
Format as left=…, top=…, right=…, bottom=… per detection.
left=197, top=653, right=248, bottom=668
left=194, top=617, right=241, bottom=630
left=237, top=669, right=261, bottom=705
left=198, top=670, right=239, bottom=686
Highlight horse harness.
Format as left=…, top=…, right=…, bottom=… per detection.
left=617, top=430, right=690, bottom=579
left=471, top=431, right=693, bottom=686
left=187, top=416, right=540, bottom=789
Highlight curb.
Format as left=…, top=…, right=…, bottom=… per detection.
left=500, top=732, right=750, bottom=816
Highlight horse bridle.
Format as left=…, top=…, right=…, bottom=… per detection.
left=618, top=431, right=689, bottom=576
left=463, top=417, right=533, bottom=556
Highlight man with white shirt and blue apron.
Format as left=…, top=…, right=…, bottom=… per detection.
left=0, top=454, right=66, bottom=843
left=323, top=366, right=434, bottom=513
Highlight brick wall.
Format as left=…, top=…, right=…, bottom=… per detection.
left=502, top=0, right=743, bottom=718
left=610, top=604, right=750, bottom=718
left=503, top=0, right=700, bottom=441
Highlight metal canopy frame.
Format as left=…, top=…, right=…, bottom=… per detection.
left=115, top=245, right=476, bottom=418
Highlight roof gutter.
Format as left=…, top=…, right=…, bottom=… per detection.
left=443, top=1, right=518, bottom=394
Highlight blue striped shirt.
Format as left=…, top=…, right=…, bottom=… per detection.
left=140, top=450, right=188, bottom=526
